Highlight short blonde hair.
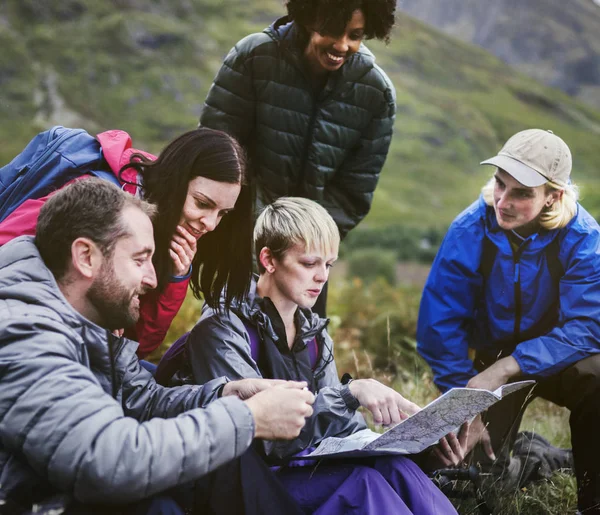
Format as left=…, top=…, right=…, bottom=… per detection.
left=481, top=173, right=579, bottom=231
left=254, top=197, right=340, bottom=273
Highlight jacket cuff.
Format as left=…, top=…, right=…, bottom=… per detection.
left=218, top=396, right=256, bottom=453
left=340, top=384, right=360, bottom=411
left=170, top=265, right=192, bottom=283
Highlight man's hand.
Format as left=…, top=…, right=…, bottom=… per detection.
left=348, top=378, right=420, bottom=425
left=463, top=413, right=496, bottom=460
left=222, top=378, right=305, bottom=400
left=169, top=225, right=198, bottom=276
left=426, top=422, right=470, bottom=469
left=466, top=356, right=521, bottom=392
left=244, top=384, right=315, bottom=440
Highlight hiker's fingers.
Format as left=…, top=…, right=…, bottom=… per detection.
left=388, top=404, right=404, bottom=426
left=458, top=422, right=470, bottom=447
left=381, top=405, right=395, bottom=426
left=176, top=225, right=198, bottom=249
left=466, top=415, right=487, bottom=455
left=436, top=436, right=460, bottom=466
left=223, top=379, right=308, bottom=399
left=349, top=379, right=420, bottom=424
left=172, top=232, right=197, bottom=260
left=169, top=228, right=197, bottom=275
left=396, top=396, right=420, bottom=417
left=446, top=431, right=468, bottom=464
left=480, top=427, right=497, bottom=461
left=278, top=381, right=309, bottom=390
left=171, top=234, right=195, bottom=262
left=430, top=446, right=453, bottom=468
left=370, top=406, right=384, bottom=425
left=168, top=248, right=188, bottom=276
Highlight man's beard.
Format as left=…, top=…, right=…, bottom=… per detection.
left=87, top=260, right=142, bottom=331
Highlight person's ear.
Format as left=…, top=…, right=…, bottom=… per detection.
left=546, top=189, right=563, bottom=208
left=259, top=247, right=276, bottom=274
left=70, top=237, right=103, bottom=279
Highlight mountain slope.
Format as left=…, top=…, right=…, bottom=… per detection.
left=397, top=0, right=600, bottom=111
left=2, top=0, right=600, bottom=230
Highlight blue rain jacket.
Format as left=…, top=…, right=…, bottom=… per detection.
left=417, top=196, right=600, bottom=392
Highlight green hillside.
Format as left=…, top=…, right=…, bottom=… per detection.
left=2, top=0, right=600, bottom=234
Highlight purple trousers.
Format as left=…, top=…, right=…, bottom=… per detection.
left=276, top=456, right=457, bottom=514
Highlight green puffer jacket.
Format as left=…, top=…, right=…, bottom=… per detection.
left=200, top=17, right=396, bottom=238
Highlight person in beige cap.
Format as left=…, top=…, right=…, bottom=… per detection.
left=417, top=129, right=600, bottom=512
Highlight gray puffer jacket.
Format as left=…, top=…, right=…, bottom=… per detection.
left=0, top=237, right=255, bottom=511
left=182, top=280, right=366, bottom=461
left=200, top=17, right=396, bottom=238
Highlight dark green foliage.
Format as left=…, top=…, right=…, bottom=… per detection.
left=347, top=248, right=397, bottom=285
left=343, top=225, right=445, bottom=263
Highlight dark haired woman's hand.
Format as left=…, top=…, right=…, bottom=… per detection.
left=169, top=225, right=198, bottom=276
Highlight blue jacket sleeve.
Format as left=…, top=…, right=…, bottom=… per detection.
left=417, top=220, right=483, bottom=392
left=513, top=227, right=600, bottom=376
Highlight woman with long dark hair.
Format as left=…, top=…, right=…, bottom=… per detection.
left=0, top=127, right=253, bottom=356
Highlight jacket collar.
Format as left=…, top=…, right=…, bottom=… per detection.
left=228, top=276, right=328, bottom=344
left=0, top=236, right=138, bottom=362
left=479, top=195, right=561, bottom=253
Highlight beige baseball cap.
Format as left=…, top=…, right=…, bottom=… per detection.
left=481, top=129, right=572, bottom=187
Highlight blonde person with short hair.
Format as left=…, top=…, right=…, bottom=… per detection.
left=417, top=129, right=600, bottom=512
left=161, top=197, right=461, bottom=514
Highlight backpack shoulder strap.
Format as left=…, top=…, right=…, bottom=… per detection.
left=480, top=233, right=563, bottom=285
left=546, top=235, right=564, bottom=284
left=154, top=331, right=189, bottom=385
left=479, top=235, right=497, bottom=281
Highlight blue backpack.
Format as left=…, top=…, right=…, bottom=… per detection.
left=0, top=126, right=122, bottom=223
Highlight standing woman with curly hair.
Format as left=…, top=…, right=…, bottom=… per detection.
left=200, top=0, right=397, bottom=316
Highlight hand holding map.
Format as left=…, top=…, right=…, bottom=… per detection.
left=303, top=380, right=535, bottom=459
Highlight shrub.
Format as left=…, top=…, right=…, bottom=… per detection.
left=347, top=248, right=398, bottom=285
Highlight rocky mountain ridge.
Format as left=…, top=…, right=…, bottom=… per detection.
left=398, top=0, right=600, bottom=110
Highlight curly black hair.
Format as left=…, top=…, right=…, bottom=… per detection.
left=285, top=0, right=396, bottom=43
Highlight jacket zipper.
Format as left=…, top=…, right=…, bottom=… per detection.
left=296, top=100, right=319, bottom=195
left=107, top=331, right=126, bottom=399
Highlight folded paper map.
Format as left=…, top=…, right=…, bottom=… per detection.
left=303, top=380, right=536, bottom=459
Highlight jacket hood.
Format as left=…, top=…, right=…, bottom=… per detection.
left=264, top=16, right=377, bottom=83
left=0, top=236, right=130, bottom=361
